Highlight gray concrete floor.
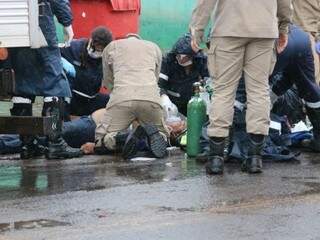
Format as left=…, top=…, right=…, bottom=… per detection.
left=0, top=149, right=320, bottom=240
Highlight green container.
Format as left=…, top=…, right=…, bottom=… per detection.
left=187, top=82, right=206, bottom=157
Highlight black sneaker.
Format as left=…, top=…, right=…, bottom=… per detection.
left=46, top=137, right=83, bottom=159
left=141, top=124, right=168, bottom=158
left=122, top=126, right=146, bottom=160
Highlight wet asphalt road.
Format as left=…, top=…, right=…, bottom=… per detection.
left=0, top=149, right=320, bottom=240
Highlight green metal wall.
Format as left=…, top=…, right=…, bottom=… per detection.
left=139, top=0, right=196, bottom=50
left=56, top=0, right=202, bottom=50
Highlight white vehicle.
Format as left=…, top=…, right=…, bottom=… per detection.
left=0, top=0, right=47, bottom=48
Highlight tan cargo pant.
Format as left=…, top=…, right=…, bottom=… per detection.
left=309, top=34, right=320, bottom=85
left=95, top=100, right=169, bottom=150
left=207, top=37, right=276, bottom=137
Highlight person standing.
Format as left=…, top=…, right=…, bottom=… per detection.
left=292, top=0, right=320, bottom=85
left=9, top=0, right=82, bottom=159
left=189, top=0, right=292, bottom=174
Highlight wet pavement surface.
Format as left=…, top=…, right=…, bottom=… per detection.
left=0, top=148, right=320, bottom=240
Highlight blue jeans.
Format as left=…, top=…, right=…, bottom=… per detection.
left=62, top=116, right=96, bottom=148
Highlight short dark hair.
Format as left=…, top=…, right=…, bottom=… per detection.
left=91, top=26, right=113, bottom=47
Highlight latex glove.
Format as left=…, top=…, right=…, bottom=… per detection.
left=160, top=94, right=179, bottom=120
left=61, top=57, right=76, bottom=77
left=63, top=25, right=74, bottom=47
left=315, top=41, right=320, bottom=55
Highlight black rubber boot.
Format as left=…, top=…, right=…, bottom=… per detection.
left=196, top=146, right=210, bottom=163
left=122, top=126, right=147, bottom=160
left=42, top=100, right=83, bottom=159
left=10, top=103, right=45, bottom=159
left=242, top=134, right=264, bottom=174
left=306, top=107, right=320, bottom=152
left=205, top=137, right=225, bottom=175
left=141, top=124, right=168, bottom=158
left=20, top=137, right=46, bottom=159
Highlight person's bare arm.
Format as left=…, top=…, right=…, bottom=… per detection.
left=189, top=0, right=217, bottom=51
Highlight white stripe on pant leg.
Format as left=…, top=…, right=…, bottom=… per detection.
left=159, top=73, right=169, bottom=81
left=44, top=97, right=59, bottom=103
left=305, top=100, right=320, bottom=109
left=12, top=97, right=32, bottom=104
left=234, top=100, right=246, bottom=111
left=269, top=120, right=281, bottom=133
left=167, top=90, right=181, bottom=98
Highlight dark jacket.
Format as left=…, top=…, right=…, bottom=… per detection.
left=159, top=52, right=209, bottom=116
left=39, top=0, right=73, bottom=47
left=60, top=38, right=103, bottom=98
left=9, top=0, right=73, bottom=97
left=271, top=24, right=320, bottom=105
left=159, top=34, right=209, bottom=115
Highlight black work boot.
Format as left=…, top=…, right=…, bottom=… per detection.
left=94, top=131, right=129, bottom=155
left=141, top=124, right=168, bottom=158
left=306, top=107, right=320, bottom=152
left=10, top=103, right=45, bottom=159
left=20, top=136, right=46, bottom=159
left=206, top=137, right=225, bottom=175
left=122, top=126, right=147, bottom=160
left=242, top=134, right=264, bottom=174
left=43, top=100, right=83, bottom=159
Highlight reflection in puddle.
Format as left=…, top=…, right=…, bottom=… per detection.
left=0, top=219, right=70, bottom=233
left=0, top=151, right=205, bottom=200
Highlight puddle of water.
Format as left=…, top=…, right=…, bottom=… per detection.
left=0, top=154, right=206, bottom=201
left=0, top=219, right=70, bottom=233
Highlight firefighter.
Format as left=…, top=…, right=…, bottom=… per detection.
left=8, top=0, right=82, bottom=159
left=189, top=0, right=292, bottom=174
left=292, top=0, right=320, bottom=85
left=60, top=26, right=113, bottom=116
left=270, top=24, right=320, bottom=152
left=158, top=33, right=209, bottom=116
left=95, top=34, right=169, bottom=159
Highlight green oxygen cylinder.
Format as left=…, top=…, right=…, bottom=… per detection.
left=187, top=82, right=207, bottom=157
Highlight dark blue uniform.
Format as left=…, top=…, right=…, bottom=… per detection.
left=9, top=0, right=73, bottom=98
left=60, top=39, right=109, bottom=116
left=230, top=24, right=320, bottom=159
left=271, top=24, right=320, bottom=107
left=159, top=34, right=209, bottom=116
left=159, top=53, right=209, bottom=116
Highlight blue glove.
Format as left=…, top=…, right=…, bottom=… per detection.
left=315, top=41, right=320, bottom=55
left=61, top=57, right=76, bottom=78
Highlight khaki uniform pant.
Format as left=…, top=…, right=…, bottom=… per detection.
left=95, top=100, right=169, bottom=150
left=309, top=34, right=320, bottom=85
left=208, top=37, right=276, bottom=137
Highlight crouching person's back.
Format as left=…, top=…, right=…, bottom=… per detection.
left=95, top=34, right=169, bottom=159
